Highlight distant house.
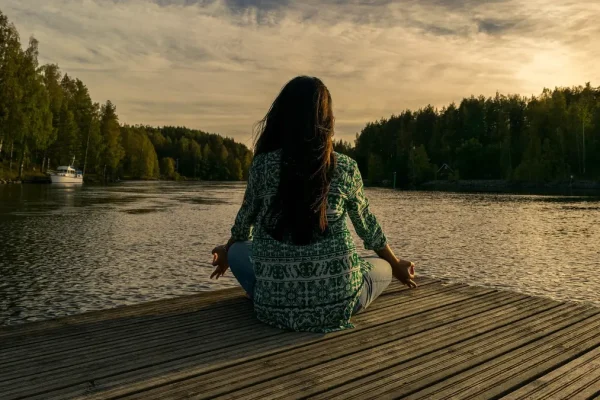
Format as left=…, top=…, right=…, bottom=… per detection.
left=437, top=163, right=454, bottom=179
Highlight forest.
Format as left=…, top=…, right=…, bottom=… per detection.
left=1, top=10, right=599, bottom=186
left=0, top=11, right=252, bottom=182
left=336, top=83, right=600, bottom=187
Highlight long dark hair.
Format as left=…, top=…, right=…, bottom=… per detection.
left=254, top=76, right=336, bottom=245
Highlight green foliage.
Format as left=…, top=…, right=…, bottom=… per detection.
left=2, top=10, right=598, bottom=185
left=333, top=139, right=354, bottom=158
left=455, top=138, right=484, bottom=179
left=409, top=145, right=436, bottom=185
left=0, top=11, right=251, bottom=182
left=10, top=36, right=53, bottom=178
left=99, top=100, right=124, bottom=178
left=0, top=12, right=22, bottom=159
left=55, top=103, right=78, bottom=165
left=147, top=126, right=252, bottom=180
left=160, top=157, right=176, bottom=179
left=367, top=152, right=385, bottom=183
left=121, top=126, right=159, bottom=179
left=353, top=84, right=600, bottom=186
left=448, top=169, right=460, bottom=182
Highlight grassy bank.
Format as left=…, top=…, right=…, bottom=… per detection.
left=0, top=160, right=49, bottom=183
left=0, top=168, right=18, bottom=182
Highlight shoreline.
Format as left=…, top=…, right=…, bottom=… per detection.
left=0, top=176, right=50, bottom=184
left=417, top=179, right=600, bottom=195
left=3, top=176, right=600, bottom=196
left=0, top=176, right=238, bottom=185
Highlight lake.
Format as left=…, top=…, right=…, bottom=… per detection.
left=1, top=182, right=599, bottom=325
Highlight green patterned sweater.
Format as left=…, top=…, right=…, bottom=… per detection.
left=230, top=150, right=388, bottom=332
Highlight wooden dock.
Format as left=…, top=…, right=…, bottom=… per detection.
left=1, top=278, right=600, bottom=399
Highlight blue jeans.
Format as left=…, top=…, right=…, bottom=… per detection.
left=227, top=241, right=392, bottom=314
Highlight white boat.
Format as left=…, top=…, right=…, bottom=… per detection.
left=49, top=165, right=83, bottom=184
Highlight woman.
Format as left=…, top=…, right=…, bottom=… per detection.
left=211, top=76, right=416, bottom=333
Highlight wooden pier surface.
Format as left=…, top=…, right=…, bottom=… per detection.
left=1, top=277, right=600, bottom=399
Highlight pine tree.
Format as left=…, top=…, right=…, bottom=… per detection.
left=100, top=100, right=124, bottom=180
left=0, top=11, right=22, bottom=160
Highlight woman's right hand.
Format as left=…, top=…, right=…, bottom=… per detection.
left=392, top=259, right=417, bottom=288
left=210, top=245, right=229, bottom=279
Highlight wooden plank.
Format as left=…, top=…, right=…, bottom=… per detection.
left=0, top=278, right=438, bottom=353
left=3, top=278, right=596, bottom=400
left=0, top=304, right=255, bottom=365
left=1, top=280, right=441, bottom=372
left=310, top=302, right=587, bottom=399
left=277, top=300, right=573, bottom=400
left=0, top=321, right=282, bottom=398
left=0, top=312, right=260, bottom=382
left=74, top=283, right=451, bottom=399
left=105, top=291, right=529, bottom=399
left=0, top=298, right=254, bottom=358
left=401, top=310, right=600, bottom=399
left=24, top=285, right=438, bottom=400
left=202, top=298, right=564, bottom=400
left=45, top=284, right=484, bottom=400
left=501, top=345, right=600, bottom=400
left=0, top=287, right=243, bottom=335
left=431, top=311, right=600, bottom=399
left=567, top=383, right=600, bottom=399
left=0, top=279, right=444, bottom=399
left=0, top=288, right=245, bottom=345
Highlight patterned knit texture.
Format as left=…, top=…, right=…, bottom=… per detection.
left=230, top=151, right=387, bottom=332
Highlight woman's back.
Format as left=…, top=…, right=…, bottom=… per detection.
left=211, top=76, right=415, bottom=333
left=230, top=150, right=387, bottom=332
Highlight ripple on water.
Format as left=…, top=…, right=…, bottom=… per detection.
left=0, top=183, right=599, bottom=325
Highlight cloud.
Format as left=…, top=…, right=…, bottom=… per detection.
left=476, top=19, right=516, bottom=35
left=2, top=0, right=599, bottom=143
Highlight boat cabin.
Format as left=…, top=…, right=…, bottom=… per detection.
left=56, top=166, right=82, bottom=178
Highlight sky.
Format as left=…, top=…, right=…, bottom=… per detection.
left=2, top=0, right=600, bottom=144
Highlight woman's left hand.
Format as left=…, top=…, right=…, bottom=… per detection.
left=210, top=245, right=229, bottom=279
left=392, top=259, right=417, bottom=288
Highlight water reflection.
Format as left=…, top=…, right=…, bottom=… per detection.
left=1, top=183, right=599, bottom=325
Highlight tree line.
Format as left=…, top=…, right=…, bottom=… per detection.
left=335, top=83, right=600, bottom=187
left=0, top=11, right=252, bottom=181
left=2, top=10, right=598, bottom=186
